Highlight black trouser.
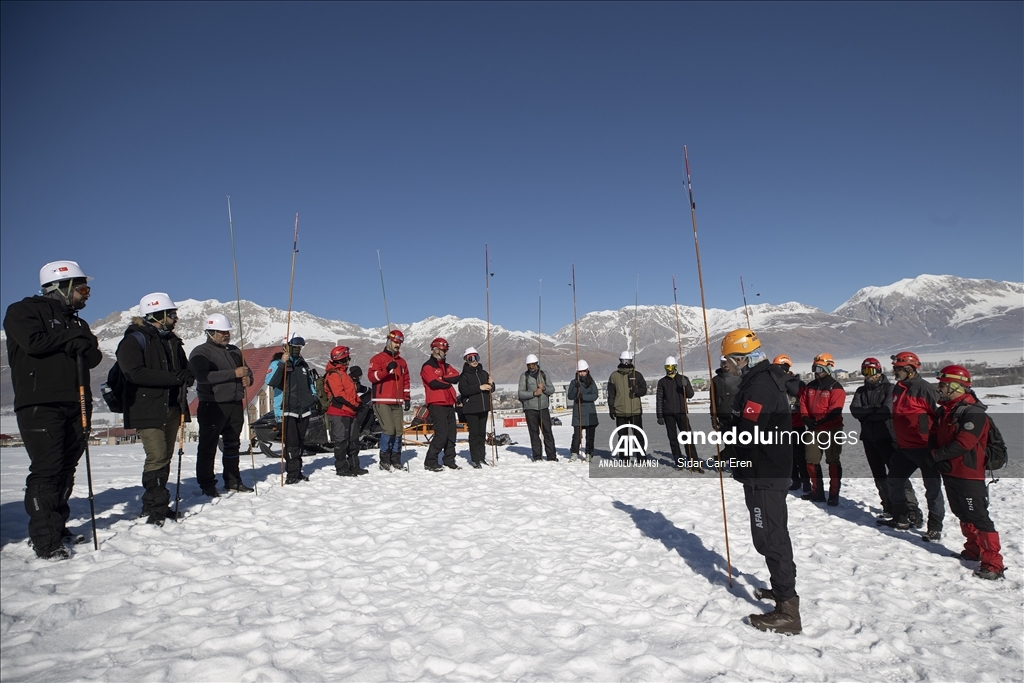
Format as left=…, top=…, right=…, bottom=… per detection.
left=942, top=476, right=996, bottom=532
left=888, top=447, right=945, bottom=531
left=328, top=414, right=360, bottom=472
left=862, top=438, right=919, bottom=512
left=196, top=401, right=244, bottom=489
left=17, top=402, right=87, bottom=555
left=663, top=413, right=697, bottom=461
left=526, top=408, right=557, bottom=460
left=615, top=415, right=644, bottom=460
left=743, top=484, right=797, bottom=602
left=282, top=414, right=310, bottom=477
left=426, top=405, right=457, bottom=467
left=570, top=425, right=596, bottom=455
left=464, top=412, right=488, bottom=464
left=790, top=427, right=808, bottom=486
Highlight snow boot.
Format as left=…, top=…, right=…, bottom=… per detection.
left=390, top=449, right=404, bottom=471
left=801, top=464, right=825, bottom=502
left=754, top=586, right=776, bottom=601
left=335, top=447, right=355, bottom=477
left=200, top=485, right=221, bottom=497
left=749, top=596, right=801, bottom=635
left=974, top=567, right=1006, bottom=580
left=827, top=464, right=841, bottom=506
left=350, top=453, right=369, bottom=476
left=378, top=449, right=391, bottom=471
left=225, top=480, right=254, bottom=493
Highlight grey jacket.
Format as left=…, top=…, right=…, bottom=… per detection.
left=567, top=376, right=600, bottom=427
left=189, top=339, right=248, bottom=403
left=518, top=368, right=554, bottom=411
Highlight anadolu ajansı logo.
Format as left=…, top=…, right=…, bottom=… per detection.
left=609, top=424, right=648, bottom=458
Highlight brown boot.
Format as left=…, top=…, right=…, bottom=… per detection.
left=749, top=596, right=802, bottom=635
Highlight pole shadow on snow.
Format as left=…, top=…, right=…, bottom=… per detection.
left=612, top=500, right=762, bottom=606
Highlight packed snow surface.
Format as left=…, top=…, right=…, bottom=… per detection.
left=2, top=415, right=1022, bottom=681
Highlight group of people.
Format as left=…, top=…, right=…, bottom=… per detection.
left=4, top=261, right=1007, bottom=638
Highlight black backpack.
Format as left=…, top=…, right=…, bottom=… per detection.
left=985, top=416, right=1008, bottom=471
left=101, top=331, right=145, bottom=413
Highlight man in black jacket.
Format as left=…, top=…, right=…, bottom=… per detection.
left=656, top=356, right=699, bottom=470
left=116, top=293, right=193, bottom=526
left=710, top=357, right=740, bottom=469
left=721, top=328, right=801, bottom=635
left=266, top=335, right=319, bottom=484
left=188, top=313, right=253, bottom=496
left=4, top=260, right=102, bottom=559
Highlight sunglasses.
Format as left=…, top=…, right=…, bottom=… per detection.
left=465, top=355, right=480, bottom=362
left=73, top=284, right=91, bottom=294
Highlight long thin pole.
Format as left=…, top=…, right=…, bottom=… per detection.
left=672, top=275, right=684, bottom=370
left=377, top=250, right=392, bottom=332
left=227, top=197, right=257, bottom=495
left=572, top=265, right=583, bottom=462
left=740, top=276, right=752, bottom=329
left=280, top=213, right=299, bottom=486
left=485, top=245, right=498, bottom=467
left=537, top=279, right=542, bottom=356
left=632, top=275, right=639, bottom=407
left=174, top=413, right=185, bottom=520
left=684, top=145, right=732, bottom=587
left=76, top=355, right=98, bottom=549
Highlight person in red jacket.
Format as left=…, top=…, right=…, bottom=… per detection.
left=881, top=351, right=945, bottom=538
left=421, top=337, right=461, bottom=471
left=930, top=366, right=1004, bottom=580
left=368, top=329, right=411, bottom=471
left=799, top=353, right=846, bottom=506
left=324, top=346, right=368, bottom=478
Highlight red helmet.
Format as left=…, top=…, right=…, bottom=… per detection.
left=861, top=357, right=883, bottom=375
left=430, top=337, right=449, bottom=351
left=936, top=365, right=971, bottom=387
left=330, top=345, right=351, bottom=363
left=891, top=351, right=921, bottom=369
left=387, top=329, right=404, bottom=344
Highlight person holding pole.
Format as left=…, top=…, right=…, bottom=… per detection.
left=607, top=350, right=647, bottom=461
left=189, top=313, right=254, bottom=495
left=519, top=354, right=557, bottom=462
left=721, top=328, right=801, bottom=634
left=457, top=347, right=493, bottom=469
left=266, top=335, right=318, bottom=484
left=567, top=360, right=599, bottom=462
left=4, top=261, right=102, bottom=559
left=116, top=293, right=193, bottom=526
left=657, top=356, right=699, bottom=469
left=368, top=329, right=411, bottom=471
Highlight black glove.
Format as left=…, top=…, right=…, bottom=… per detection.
left=404, top=399, right=411, bottom=411
left=386, top=361, right=398, bottom=372
left=65, top=338, right=94, bottom=356
left=934, top=459, right=953, bottom=474
left=609, top=409, right=617, bottom=419
left=444, top=375, right=459, bottom=384
left=657, top=417, right=665, bottom=426
left=175, top=369, right=195, bottom=385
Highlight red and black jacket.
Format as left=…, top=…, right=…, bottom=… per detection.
left=799, top=375, right=845, bottom=431
left=421, top=356, right=459, bottom=406
left=368, top=347, right=411, bottom=405
left=892, top=375, right=939, bottom=449
left=930, top=392, right=990, bottom=481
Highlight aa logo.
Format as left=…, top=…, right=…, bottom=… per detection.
left=609, top=424, right=648, bottom=458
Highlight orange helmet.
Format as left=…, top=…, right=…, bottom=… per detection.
left=772, top=354, right=793, bottom=367
left=891, top=351, right=921, bottom=369
left=721, top=328, right=760, bottom=356
left=812, top=353, right=835, bottom=368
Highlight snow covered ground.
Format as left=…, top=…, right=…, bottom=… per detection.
left=2, top=392, right=1022, bottom=681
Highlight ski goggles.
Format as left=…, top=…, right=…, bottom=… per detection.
left=465, top=354, right=480, bottom=362
left=862, top=366, right=881, bottom=376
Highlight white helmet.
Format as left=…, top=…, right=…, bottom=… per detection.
left=203, top=313, right=235, bottom=331
left=619, top=351, right=634, bottom=361
left=463, top=347, right=479, bottom=358
left=39, top=260, right=91, bottom=287
left=577, top=359, right=589, bottom=371
left=665, top=356, right=677, bottom=366
left=140, top=293, right=177, bottom=315
left=525, top=353, right=539, bottom=364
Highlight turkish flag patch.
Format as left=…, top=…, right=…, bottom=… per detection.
left=742, top=400, right=763, bottom=422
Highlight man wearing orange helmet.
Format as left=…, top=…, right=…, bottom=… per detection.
left=799, top=353, right=846, bottom=506
left=368, top=329, right=411, bottom=471
left=881, top=351, right=945, bottom=538
left=930, top=366, right=1004, bottom=579
left=421, top=337, right=461, bottom=471
left=721, top=329, right=801, bottom=634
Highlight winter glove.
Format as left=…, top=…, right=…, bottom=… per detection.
left=934, top=459, right=953, bottom=474
left=404, top=399, right=411, bottom=411
left=386, top=361, right=398, bottom=372
left=65, top=338, right=94, bottom=356
left=609, top=409, right=617, bottom=419
left=175, top=369, right=196, bottom=386
left=657, top=417, right=665, bottom=426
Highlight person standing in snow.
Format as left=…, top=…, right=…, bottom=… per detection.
left=116, top=293, right=193, bottom=526
left=772, top=355, right=808, bottom=492
left=323, top=346, right=367, bottom=477
left=567, top=360, right=599, bottom=462
left=266, top=335, right=319, bottom=484
left=799, top=353, right=846, bottom=506
left=849, top=357, right=923, bottom=521
left=348, top=365, right=373, bottom=440
left=3, top=261, right=102, bottom=559
left=656, top=356, right=700, bottom=470
left=607, top=350, right=647, bottom=460
left=880, top=351, right=945, bottom=539
left=518, top=353, right=557, bottom=462
left=367, top=329, right=411, bottom=471
left=421, top=337, right=461, bottom=471
left=457, top=347, right=493, bottom=469
left=721, top=328, right=801, bottom=635
left=711, top=356, right=740, bottom=469
left=929, top=366, right=1005, bottom=580
left=189, top=313, right=254, bottom=496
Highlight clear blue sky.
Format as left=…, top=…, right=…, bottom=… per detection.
left=2, top=2, right=1021, bottom=334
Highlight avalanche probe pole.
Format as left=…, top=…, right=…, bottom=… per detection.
left=740, top=276, right=752, bottom=329
left=684, top=145, right=732, bottom=587
left=485, top=245, right=498, bottom=467
left=76, top=355, right=99, bottom=549
left=673, top=275, right=699, bottom=473
left=280, top=213, right=299, bottom=487
left=227, top=196, right=257, bottom=495
left=572, top=265, right=583, bottom=462
left=537, top=279, right=542, bottom=356
left=174, top=411, right=185, bottom=521
left=377, top=250, right=392, bottom=333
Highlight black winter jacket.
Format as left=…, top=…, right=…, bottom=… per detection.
left=189, top=339, right=248, bottom=403
left=116, top=319, right=191, bottom=429
left=712, top=368, right=740, bottom=428
left=267, top=355, right=319, bottom=418
left=4, top=295, right=102, bottom=410
left=850, top=375, right=895, bottom=442
left=458, top=362, right=492, bottom=415
left=656, top=374, right=694, bottom=417
left=729, top=360, right=793, bottom=489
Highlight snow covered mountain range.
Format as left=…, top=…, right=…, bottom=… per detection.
left=1, top=275, right=1021, bottom=407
